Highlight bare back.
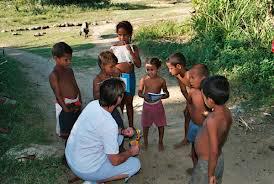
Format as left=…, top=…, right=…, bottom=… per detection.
left=187, top=88, right=207, bottom=125
left=195, top=106, right=232, bottom=160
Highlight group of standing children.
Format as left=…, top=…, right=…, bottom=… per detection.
left=49, top=20, right=232, bottom=184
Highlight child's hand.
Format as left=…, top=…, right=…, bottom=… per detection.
left=129, top=145, right=140, bottom=156
left=63, top=107, right=73, bottom=113
left=122, top=127, right=134, bottom=137
left=126, top=44, right=133, bottom=53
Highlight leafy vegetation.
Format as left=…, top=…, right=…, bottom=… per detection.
left=135, top=0, right=274, bottom=108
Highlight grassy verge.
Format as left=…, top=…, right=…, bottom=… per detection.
left=135, top=20, right=274, bottom=110
left=0, top=56, right=65, bottom=183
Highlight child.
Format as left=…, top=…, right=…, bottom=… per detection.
left=191, top=76, right=232, bottom=184
left=166, top=52, right=191, bottom=148
left=110, top=21, right=141, bottom=128
left=49, top=42, right=81, bottom=140
left=187, top=64, right=209, bottom=166
left=93, top=51, right=124, bottom=130
left=138, top=58, right=169, bottom=151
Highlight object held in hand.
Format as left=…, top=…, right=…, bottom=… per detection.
left=148, top=92, right=166, bottom=102
left=129, top=128, right=141, bottom=146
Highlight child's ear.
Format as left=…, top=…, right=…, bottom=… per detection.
left=176, top=64, right=182, bottom=69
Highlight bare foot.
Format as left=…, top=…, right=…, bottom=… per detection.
left=158, top=143, right=164, bottom=152
left=173, top=138, right=189, bottom=149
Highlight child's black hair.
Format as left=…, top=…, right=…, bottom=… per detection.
left=145, top=57, right=161, bottom=69
left=98, top=51, right=118, bottom=69
left=201, top=75, right=230, bottom=105
left=116, top=21, right=133, bottom=35
left=99, top=78, right=125, bottom=107
left=52, top=42, right=72, bottom=57
left=166, top=52, right=186, bottom=67
left=192, top=64, right=209, bottom=77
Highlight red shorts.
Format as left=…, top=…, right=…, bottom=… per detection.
left=141, top=100, right=167, bottom=128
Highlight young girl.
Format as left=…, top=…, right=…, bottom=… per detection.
left=138, top=58, right=169, bottom=151
left=110, top=21, right=141, bottom=128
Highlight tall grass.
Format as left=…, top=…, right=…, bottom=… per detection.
left=192, top=0, right=273, bottom=46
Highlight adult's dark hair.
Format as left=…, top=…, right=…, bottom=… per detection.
left=166, top=52, right=186, bottom=67
left=98, top=51, right=118, bottom=69
left=51, top=42, right=72, bottom=57
left=201, top=75, right=230, bottom=105
left=116, top=21, right=133, bottom=35
left=192, top=64, right=209, bottom=77
left=145, top=57, right=161, bottom=69
left=99, top=78, right=125, bottom=107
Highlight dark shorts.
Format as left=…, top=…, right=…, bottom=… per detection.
left=111, top=107, right=124, bottom=129
left=190, top=153, right=224, bottom=184
left=59, top=110, right=80, bottom=134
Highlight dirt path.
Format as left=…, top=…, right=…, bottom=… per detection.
left=5, top=7, right=274, bottom=184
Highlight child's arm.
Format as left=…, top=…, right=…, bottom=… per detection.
left=127, top=45, right=141, bottom=68
left=49, top=72, right=71, bottom=112
left=177, top=78, right=189, bottom=102
left=206, top=117, right=219, bottom=183
left=138, top=77, right=149, bottom=101
left=93, top=77, right=100, bottom=100
left=71, top=70, right=82, bottom=104
left=161, top=79, right=170, bottom=99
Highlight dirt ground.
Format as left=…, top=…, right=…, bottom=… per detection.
left=5, top=8, right=274, bottom=184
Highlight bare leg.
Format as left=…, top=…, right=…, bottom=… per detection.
left=174, top=108, right=190, bottom=149
left=143, top=127, right=149, bottom=150
left=125, top=96, right=134, bottom=127
left=158, top=126, right=164, bottom=152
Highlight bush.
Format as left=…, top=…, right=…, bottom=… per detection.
left=135, top=0, right=274, bottom=107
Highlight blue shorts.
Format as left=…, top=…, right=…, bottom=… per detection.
left=187, top=120, right=202, bottom=143
left=121, top=72, right=136, bottom=96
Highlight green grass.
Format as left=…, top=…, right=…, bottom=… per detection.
left=0, top=56, right=68, bottom=183
left=0, top=157, right=65, bottom=184
left=135, top=20, right=274, bottom=110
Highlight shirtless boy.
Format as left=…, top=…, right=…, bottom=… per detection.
left=187, top=64, right=209, bottom=166
left=49, top=42, right=81, bottom=140
left=166, top=53, right=191, bottom=148
left=191, top=76, right=232, bottom=184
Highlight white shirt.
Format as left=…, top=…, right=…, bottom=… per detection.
left=65, top=100, right=118, bottom=173
left=110, top=45, right=133, bottom=64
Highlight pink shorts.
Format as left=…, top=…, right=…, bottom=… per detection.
left=141, top=100, right=167, bottom=128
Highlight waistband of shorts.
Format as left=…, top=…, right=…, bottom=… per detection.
left=64, top=95, right=80, bottom=105
left=144, top=100, right=161, bottom=105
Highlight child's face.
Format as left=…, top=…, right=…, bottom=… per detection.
left=202, top=90, right=213, bottom=109
left=117, top=28, right=131, bottom=44
left=56, top=53, right=72, bottom=68
left=102, top=63, right=116, bottom=75
left=189, top=68, right=205, bottom=89
left=166, top=63, right=181, bottom=76
left=145, top=63, right=158, bottom=78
